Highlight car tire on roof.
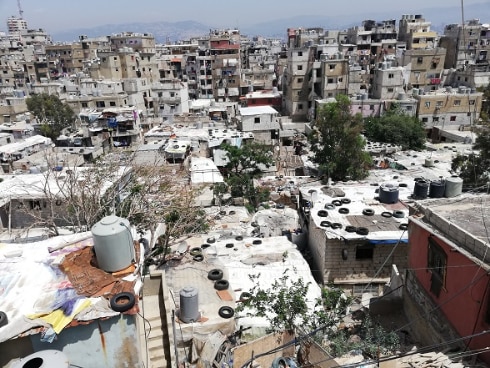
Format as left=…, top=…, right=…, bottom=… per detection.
left=110, top=292, right=136, bottom=313
left=218, top=306, right=235, bottom=319
left=0, top=311, right=8, bottom=328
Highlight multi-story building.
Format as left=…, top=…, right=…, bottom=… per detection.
left=371, top=61, right=405, bottom=99
left=46, top=43, right=85, bottom=77
left=398, top=14, right=438, bottom=50
left=440, top=19, right=489, bottom=69
left=6, top=17, right=27, bottom=35
left=209, top=29, right=241, bottom=102
left=415, top=86, right=483, bottom=130
left=282, top=47, right=311, bottom=121
left=150, top=79, right=190, bottom=116
left=399, top=47, right=447, bottom=91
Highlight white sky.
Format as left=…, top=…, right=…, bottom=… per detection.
left=0, top=0, right=487, bottom=32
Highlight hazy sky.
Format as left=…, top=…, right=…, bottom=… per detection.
left=0, top=0, right=487, bottom=32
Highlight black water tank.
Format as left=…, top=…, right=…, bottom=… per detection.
left=429, top=180, right=445, bottom=198
left=379, top=183, right=399, bottom=204
left=413, top=180, right=429, bottom=199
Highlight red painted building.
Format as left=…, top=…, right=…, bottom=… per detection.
left=406, top=198, right=490, bottom=365
left=240, top=90, right=282, bottom=110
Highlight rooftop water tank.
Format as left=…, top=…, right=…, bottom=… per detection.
left=91, top=215, right=134, bottom=273
left=413, top=179, right=429, bottom=199
left=444, top=176, right=463, bottom=198
left=12, top=350, right=69, bottom=368
left=179, top=286, right=199, bottom=323
left=379, top=183, right=399, bottom=204
left=429, top=179, right=445, bottom=198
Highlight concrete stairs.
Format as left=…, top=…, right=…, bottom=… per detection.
left=139, top=276, right=172, bottom=368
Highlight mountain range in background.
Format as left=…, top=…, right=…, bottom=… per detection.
left=50, top=2, right=490, bottom=43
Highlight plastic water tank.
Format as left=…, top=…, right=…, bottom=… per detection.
left=379, top=183, right=399, bottom=204
left=429, top=180, right=446, bottom=198
left=91, top=215, right=134, bottom=272
left=179, top=286, right=199, bottom=323
left=445, top=176, right=463, bottom=197
left=413, top=180, right=429, bottom=199
left=12, top=350, right=69, bottom=368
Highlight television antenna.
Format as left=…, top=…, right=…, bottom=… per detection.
left=17, top=0, right=24, bottom=19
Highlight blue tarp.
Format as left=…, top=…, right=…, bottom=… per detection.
left=367, top=239, right=408, bottom=245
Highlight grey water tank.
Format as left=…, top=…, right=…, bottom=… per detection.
left=413, top=180, right=429, bottom=199
left=180, top=286, right=199, bottom=323
left=429, top=180, right=446, bottom=198
left=12, top=350, right=69, bottom=368
left=91, top=215, right=134, bottom=272
left=445, top=176, right=463, bottom=197
left=379, top=183, right=399, bottom=204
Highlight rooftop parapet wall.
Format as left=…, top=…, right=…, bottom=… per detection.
left=413, top=201, right=490, bottom=263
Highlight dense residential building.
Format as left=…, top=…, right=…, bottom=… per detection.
left=398, top=14, right=438, bottom=50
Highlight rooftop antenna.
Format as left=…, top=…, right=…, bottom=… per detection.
left=17, top=0, right=24, bottom=19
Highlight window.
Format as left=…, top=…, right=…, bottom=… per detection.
left=338, top=77, right=343, bottom=82
left=297, top=78, right=303, bottom=83
left=388, top=73, right=394, bottom=78
left=454, top=100, right=461, bottom=106
left=406, top=106, right=413, bottom=111
left=327, top=78, right=334, bottom=83
left=428, top=237, right=447, bottom=297
left=433, top=117, right=439, bottom=123
left=298, top=103, right=303, bottom=110
left=254, top=117, right=260, bottom=124
left=355, top=245, right=374, bottom=260
left=422, top=117, right=428, bottom=123
left=387, top=87, right=394, bottom=92
left=29, top=200, right=41, bottom=210
left=417, top=56, right=423, bottom=64
left=109, top=101, right=116, bottom=107
left=81, top=102, right=88, bottom=108
left=436, top=101, right=443, bottom=107
left=297, top=65, right=303, bottom=71
left=96, top=101, right=105, bottom=108
left=469, top=100, right=475, bottom=105
left=370, top=105, right=374, bottom=110
left=425, top=101, right=431, bottom=108
left=329, top=64, right=335, bottom=70
left=450, top=116, right=456, bottom=121
left=297, top=51, right=303, bottom=57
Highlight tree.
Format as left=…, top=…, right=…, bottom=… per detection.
left=236, top=272, right=400, bottom=358
left=236, top=269, right=311, bottom=333
left=26, top=93, right=76, bottom=140
left=10, top=151, right=209, bottom=249
left=309, top=94, right=371, bottom=181
left=478, top=84, right=490, bottom=122
left=364, top=105, right=426, bottom=150
left=451, top=126, right=490, bottom=188
left=221, top=142, right=274, bottom=211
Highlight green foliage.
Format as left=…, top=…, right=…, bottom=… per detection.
left=221, top=142, right=274, bottom=209
left=451, top=126, right=490, bottom=188
left=237, top=274, right=399, bottom=359
left=309, top=94, right=372, bottom=181
left=26, top=93, right=75, bottom=140
left=478, top=84, right=490, bottom=123
left=364, top=105, right=426, bottom=150
left=236, top=269, right=311, bottom=332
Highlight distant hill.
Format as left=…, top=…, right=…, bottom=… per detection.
left=51, top=2, right=490, bottom=43
left=51, top=20, right=211, bottom=43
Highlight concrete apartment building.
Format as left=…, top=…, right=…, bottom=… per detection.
left=399, top=47, right=447, bottom=91
left=440, top=19, right=490, bottom=69
left=415, top=86, right=483, bottom=130
left=208, top=29, right=241, bottom=102
left=398, top=14, right=438, bottom=50
left=371, top=60, right=405, bottom=99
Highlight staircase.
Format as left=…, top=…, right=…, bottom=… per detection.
left=139, top=274, right=172, bottom=368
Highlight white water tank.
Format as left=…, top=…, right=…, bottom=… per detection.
left=179, top=286, right=199, bottom=323
left=12, top=350, right=69, bottom=368
left=91, top=216, right=134, bottom=272
left=444, top=176, right=463, bottom=198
